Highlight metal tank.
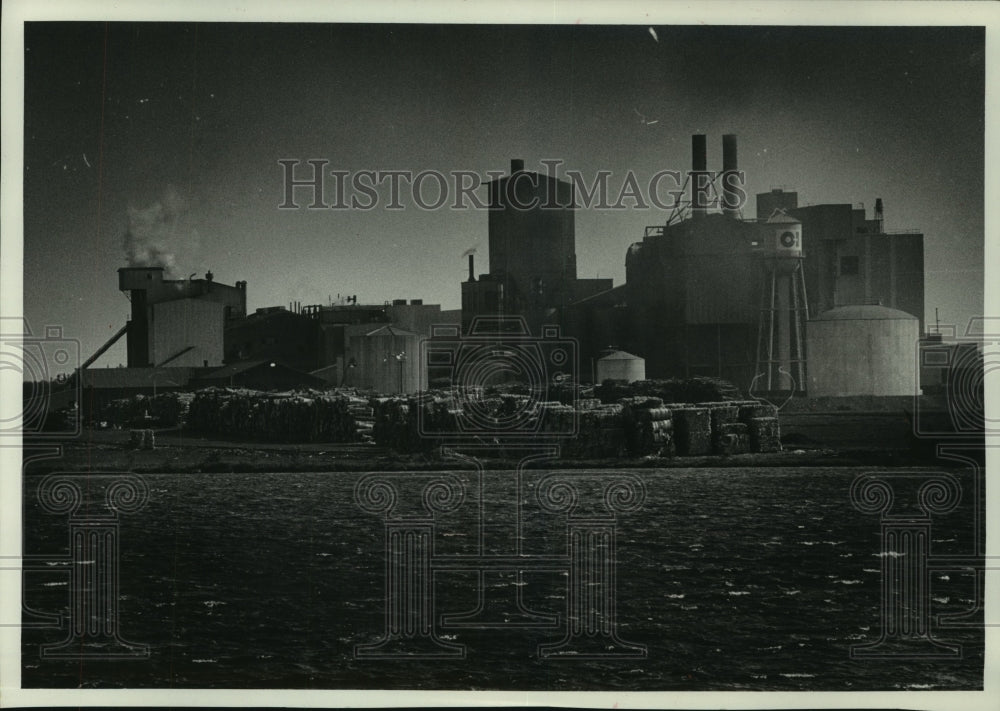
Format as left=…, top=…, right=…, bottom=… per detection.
left=806, top=305, right=919, bottom=396
left=596, top=350, right=646, bottom=383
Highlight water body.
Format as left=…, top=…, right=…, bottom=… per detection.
left=21, top=467, right=984, bottom=690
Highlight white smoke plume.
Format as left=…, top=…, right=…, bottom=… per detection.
left=122, top=185, right=198, bottom=276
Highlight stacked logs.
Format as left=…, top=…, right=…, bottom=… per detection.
left=103, top=392, right=194, bottom=428
left=558, top=404, right=626, bottom=459
left=186, top=388, right=359, bottom=443
left=369, top=388, right=780, bottom=458
left=596, top=376, right=741, bottom=406
left=129, top=429, right=156, bottom=449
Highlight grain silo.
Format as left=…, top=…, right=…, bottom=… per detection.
left=596, top=350, right=646, bottom=383
left=806, top=305, right=919, bottom=396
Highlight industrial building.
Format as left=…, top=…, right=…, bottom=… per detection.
left=75, top=263, right=460, bottom=401
left=572, top=135, right=925, bottom=395
left=76, top=133, right=930, bottom=404
left=470, top=137, right=926, bottom=397
left=225, top=299, right=458, bottom=392
left=760, top=190, right=924, bottom=330
left=461, top=159, right=612, bottom=336
left=117, top=267, right=247, bottom=368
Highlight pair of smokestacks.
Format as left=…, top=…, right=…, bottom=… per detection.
left=691, top=134, right=740, bottom=219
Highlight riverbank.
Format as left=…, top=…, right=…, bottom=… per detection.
left=23, top=426, right=935, bottom=474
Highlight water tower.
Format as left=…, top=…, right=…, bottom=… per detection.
left=754, top=210, right=809, bottom=393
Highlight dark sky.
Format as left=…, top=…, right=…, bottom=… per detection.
left=21, top=23, right=985, bottom=367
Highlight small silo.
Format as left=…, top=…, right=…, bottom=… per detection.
left=806, top=305, right=919, bottom=397
left=596, top=350, right=646, bottom=384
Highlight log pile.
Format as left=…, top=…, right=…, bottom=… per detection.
left=129, top=429, right=156, bottom=449
left=347, top=397, right=376, bottom=442
left=672, top=407, right=713, bottom=456
left=559, top=404, right=627, bottom=459
left=186, top=388, right=359, bottom=443
left=103, top=392, right=194, bottom=427
left=596, top=376, right=741, bottom=405
left=748, top=416, right=781, bottom=453
left=368, top=387, right=780, bottom=458
left=620, top=397, right=673, bottom=457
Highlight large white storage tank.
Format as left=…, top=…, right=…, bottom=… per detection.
left=596, top=350, right=646, bottom=383
left=806, top=305, right=918, bottom=396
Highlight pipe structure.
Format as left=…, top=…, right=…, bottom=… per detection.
left=691, top=134, right=708, bottom=219
left=722, top=134, right=739, bottom=217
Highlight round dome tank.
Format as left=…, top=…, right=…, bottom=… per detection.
left=806, top=305, right=919, bottom=397
left=596, top=350, right=646, bottom=384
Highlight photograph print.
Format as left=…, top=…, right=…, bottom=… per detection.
left=2, top=1, right=995, bottom=707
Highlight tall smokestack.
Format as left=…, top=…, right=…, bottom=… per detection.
left=468, top=253, right=475, bottom=282
left=691, top=134, right=707, bottom=219
left=874, top=197, right=884, bottom=233
left=722, top=134, right=739, bottom=218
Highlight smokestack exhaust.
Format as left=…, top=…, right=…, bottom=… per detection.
left=691, top=134, right=707, bottom=219
left=722, top=134, right=739, bottom=218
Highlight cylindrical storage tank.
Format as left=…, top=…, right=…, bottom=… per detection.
left=596, top=350, right=646, bottom=383
left=348, top=326, right=424, bottom=394
left=806, top=305, right=919, bottom=396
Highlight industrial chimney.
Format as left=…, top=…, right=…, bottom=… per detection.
left=721, top=134, right=739, bottom=218
left=874, top=197, right=884, bottom=233
left=691, top=134, right=708, bottom=219
left=468, top=253, right=476, bottom=282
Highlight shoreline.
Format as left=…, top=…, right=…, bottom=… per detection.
left=22, top=431, right=954, bottom=475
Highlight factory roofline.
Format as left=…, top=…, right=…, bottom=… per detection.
left=567, top=283, right=628, bottom=307
left=80, top=366, right=207, bottom=389
left=364, top=324, right=417, bottom=338
left=482, top=170, right=571, bottom=185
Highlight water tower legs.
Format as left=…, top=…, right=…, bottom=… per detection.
left=756, top=260, right=808, bottom=394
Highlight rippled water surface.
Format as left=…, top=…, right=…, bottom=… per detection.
left=22, top=467, right=984, bottom=690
